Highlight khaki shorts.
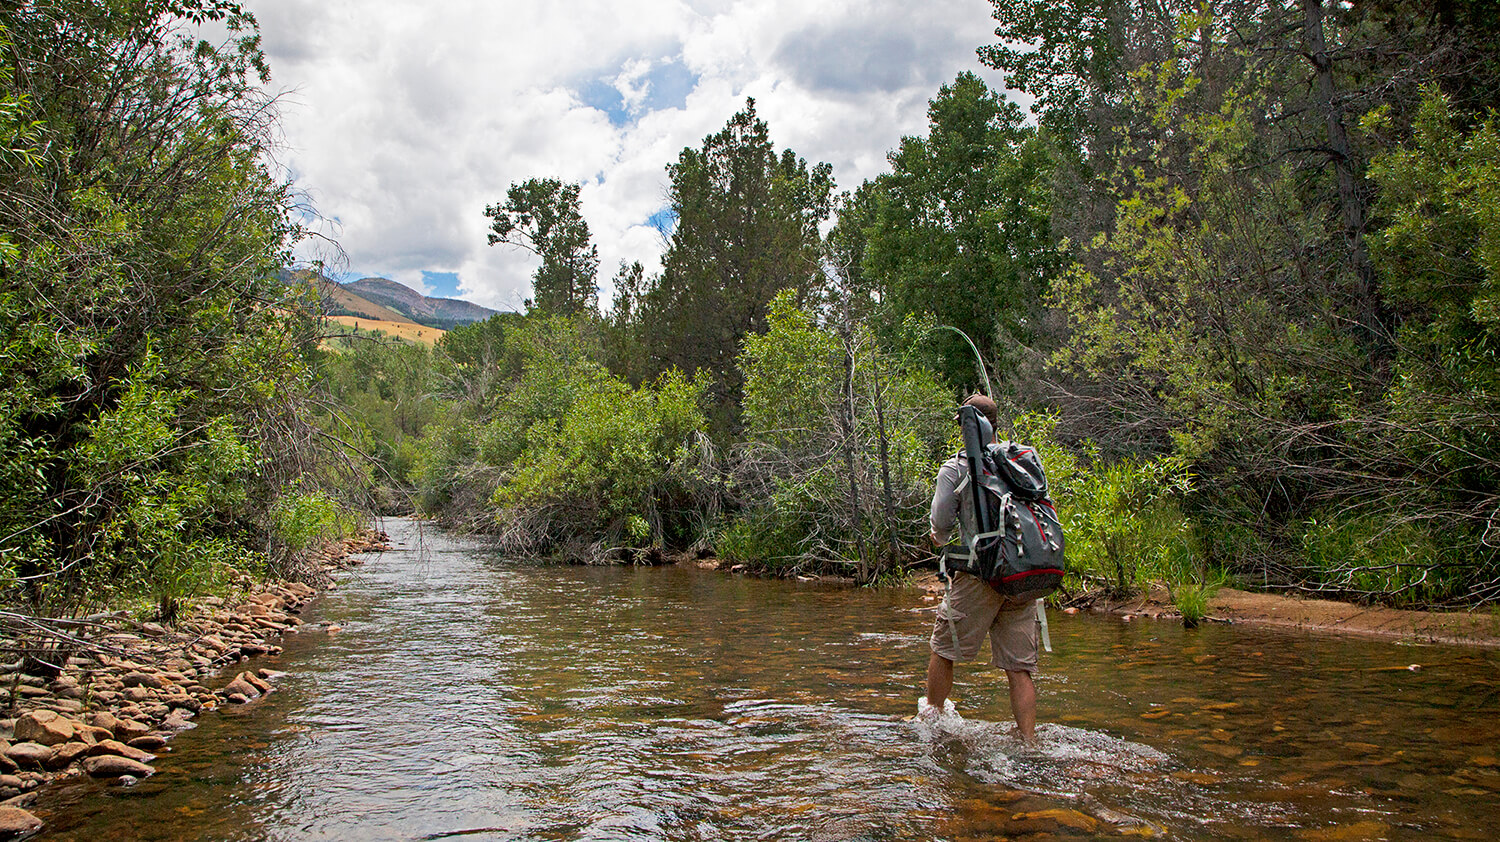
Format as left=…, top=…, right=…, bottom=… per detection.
left=929, top=572, right=1040, bottom=673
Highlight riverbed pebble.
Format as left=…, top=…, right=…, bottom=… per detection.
left=0, top=806, right=42, bottom=840
left=83, top=755, right=155, bottom=779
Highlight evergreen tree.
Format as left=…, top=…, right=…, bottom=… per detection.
left=634, top=100, right=834, bottom=433
left=856, top=72, right=1058, bottom=387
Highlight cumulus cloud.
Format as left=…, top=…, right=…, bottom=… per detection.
left=248, top=0, right=1008, bottom=309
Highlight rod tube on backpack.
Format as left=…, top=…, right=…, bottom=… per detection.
left=958, top=405, right=993, bottom=539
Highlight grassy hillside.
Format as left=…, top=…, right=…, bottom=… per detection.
left=326, top=316, right=445, bottom=345
left=318, top=279, right=417, bottom=324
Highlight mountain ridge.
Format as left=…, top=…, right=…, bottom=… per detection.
left=281, top=270, right=498, bottom=331
left=343, top=277, right=499, bottom=330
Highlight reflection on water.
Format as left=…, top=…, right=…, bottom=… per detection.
left=30, top=519, right=1500, bottom=840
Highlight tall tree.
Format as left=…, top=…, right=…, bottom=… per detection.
left=484, top=178, right=599, bottom=317
left=987, top=0, right=1500, bottom=601
left=857, top=72, right=1058, bottom=388
left=634, top=99, right=834, bottom=433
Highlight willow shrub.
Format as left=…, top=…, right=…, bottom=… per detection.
left=1013, top=414, right=1200, bottom=598
left=1297, top=513, right=1486, bottom=607
left=490, top=368, right=709, bottom=556
left=725, top=293, right=950, bottom=579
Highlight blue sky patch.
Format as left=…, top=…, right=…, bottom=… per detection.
left=641, top=60, right=697, bottom=112
left=579, top=58, right=700, bottom=127
left=579, top=79, right=630, bottom=126
left=422, top=270, right=463, bottom=299
left=646, top=207, right=678, bottom=237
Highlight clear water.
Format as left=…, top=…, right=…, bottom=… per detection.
left=30, top=519, right=1500, bottom=840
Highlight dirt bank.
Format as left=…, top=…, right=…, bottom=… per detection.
left=911, top=572, right=1500, bottom=648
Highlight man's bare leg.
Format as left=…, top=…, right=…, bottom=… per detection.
left=925, top=652, right=954, bottom=710
left=1006, top=668, right=1036, bottom=740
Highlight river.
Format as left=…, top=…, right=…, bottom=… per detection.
left=27, top=518, right=1500, bottom=840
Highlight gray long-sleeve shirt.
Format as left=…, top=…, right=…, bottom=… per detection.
left=930, top=454, right=978, bottom=548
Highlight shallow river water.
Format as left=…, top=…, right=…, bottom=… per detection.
left=29, top=519, right=1500, bottom=840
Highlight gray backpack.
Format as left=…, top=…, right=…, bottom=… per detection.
left=945, top=407, right=1066, bottom=601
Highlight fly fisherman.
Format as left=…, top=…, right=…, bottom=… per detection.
left=922, top=394, right=1040, bottom=740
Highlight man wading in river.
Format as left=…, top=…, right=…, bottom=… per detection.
left=921, top=394, right=1040, bottom=740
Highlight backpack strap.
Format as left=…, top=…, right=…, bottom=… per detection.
left=1036, top=599, right=1052, bottom=653
left=938, top=556, right=962, bottom=657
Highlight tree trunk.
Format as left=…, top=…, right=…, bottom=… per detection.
left=1301, top=0, right=1383, bottom=347
left=871, top=356, right=901, bottom=573
left=837, top=301, right=868, bottom=583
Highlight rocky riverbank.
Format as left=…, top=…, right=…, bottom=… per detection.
left=0, top=530, right=387, bottom=838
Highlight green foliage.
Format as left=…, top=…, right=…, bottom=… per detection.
left=1012, top=414, right=1196, bottom=598
left=728, top=292, right=951, bottom=578
left=631, top=99, right=835, bottom=431
left=1172, top=582, right=1213, bottom=628
left=1366, top=89, right=1500, bottom=503
left=323, top=0, right=1500, bottom=615
left=490, top=365, right=710, bottom=554
left=1297, top=513, right=1486, bottom=607
left=271, top=489, right=357, bottom=554
left=978, top=0, right=1125, bottom=134
left=740, top=296, right=841, bottom=453
left=406, top=310, right=711, bottom=556
left=857, top=72, right=1059, bottom=387
left=318, top=338, right=435, bottom=497
left=0, top=2, right=353, bottom=623
left=69, top=351, right=261, bottom=618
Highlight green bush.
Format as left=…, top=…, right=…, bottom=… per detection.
left=730, top=293, right=950, bottom=579
left=1298, top=512, right=1481, bottom=607
left=270, top=489, right=356, bottom=554
left=1013, top=413, right=1198, bottom=598
left=490, top=367, right=711, bottom=554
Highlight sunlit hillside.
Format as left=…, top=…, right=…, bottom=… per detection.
left=327, top=315, right=445, bottom=345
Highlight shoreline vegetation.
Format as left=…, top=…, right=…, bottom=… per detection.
left=907, top=572, right=1500, bottom=650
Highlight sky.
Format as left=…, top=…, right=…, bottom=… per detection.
left=247, top=0, right=1011, bottom=310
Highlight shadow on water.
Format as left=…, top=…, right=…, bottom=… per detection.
left=26, top=518, right=1500, bottom=841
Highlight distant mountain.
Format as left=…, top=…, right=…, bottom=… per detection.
left=342, top=277, right=499, bottom=330
left=279, top=270, right=500, bottom=331
left=281, top=269, right=416, bottom=324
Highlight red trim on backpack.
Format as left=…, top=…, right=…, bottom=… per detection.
left=1000, top=568, right=1063, bottom=583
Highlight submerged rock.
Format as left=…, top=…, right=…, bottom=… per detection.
left=221, top=674, right=259, bottom=700
left=126, top=735, right=167, bottom=751
left=87, top=740, right=155, bottom=763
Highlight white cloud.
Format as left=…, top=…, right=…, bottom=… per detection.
left=248, top=0, right=1009, bottom=310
